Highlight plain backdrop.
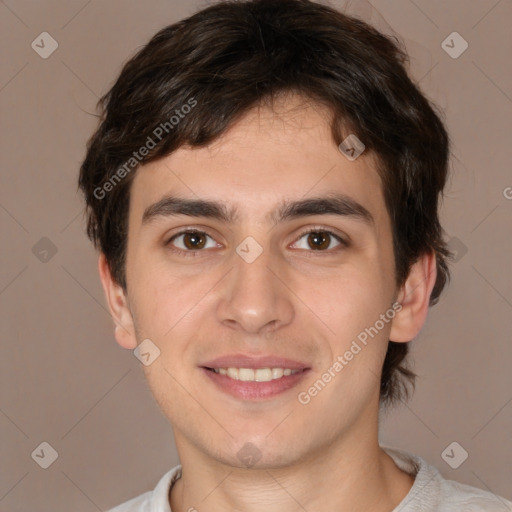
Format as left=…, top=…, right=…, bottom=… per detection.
left=0, top=0, right=511, bottom=510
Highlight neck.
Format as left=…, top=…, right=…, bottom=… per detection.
left=169, top=411, right=414, bottom=512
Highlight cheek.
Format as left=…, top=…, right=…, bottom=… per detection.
left=130, top=265, right=220, bottom=362
left=298, top=262, right=392, bottom=340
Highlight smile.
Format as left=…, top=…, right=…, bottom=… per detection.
left=202, top=366, right=310, bottom=400
left=208, top=367, right=302, bottom=382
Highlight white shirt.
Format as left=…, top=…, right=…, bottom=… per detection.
left=106, top=445, right=512, bottom=511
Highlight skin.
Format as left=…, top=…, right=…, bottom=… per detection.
left=99, top=93, right=437, bottom=512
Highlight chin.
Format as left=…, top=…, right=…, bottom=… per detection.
left=210, top=437, right=307, bottom=471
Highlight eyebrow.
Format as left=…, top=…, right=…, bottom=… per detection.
left=141, top=193, right=374, bottom=227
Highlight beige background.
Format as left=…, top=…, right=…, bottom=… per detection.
left=1, top=0, right=511, bottom=510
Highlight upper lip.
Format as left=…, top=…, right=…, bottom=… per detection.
left=201, top=354, right=310, bottom=370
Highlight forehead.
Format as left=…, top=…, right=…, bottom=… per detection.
left=129, top=94, right=387, bottom=228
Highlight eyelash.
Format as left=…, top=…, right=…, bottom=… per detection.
left=165, top=226, right=348, bottom=258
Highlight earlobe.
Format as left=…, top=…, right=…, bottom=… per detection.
left=98, top=254, right=138, bottom=350
left=389, top=251, right=437, bottom=343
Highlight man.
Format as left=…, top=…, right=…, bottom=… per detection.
left=78, top=0, right=512, bottom=510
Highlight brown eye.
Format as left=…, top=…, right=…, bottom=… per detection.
left=182, top=231, right=207, bottom=250
left=307, top=231, right=331, bottom=250
left=167, top=230, right=217, bottom=253
left=293, top=229, right=345, bottom=252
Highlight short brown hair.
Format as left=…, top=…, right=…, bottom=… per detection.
left=78, top=0, right=453, bottom=408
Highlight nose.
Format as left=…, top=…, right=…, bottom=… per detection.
left=216, top=245, right=294, bottom=336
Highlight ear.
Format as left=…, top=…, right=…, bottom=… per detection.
left=389, top=251, right=437, bottom=343
left=98, top=253, right=138, bottom=350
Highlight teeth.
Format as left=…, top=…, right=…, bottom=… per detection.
left=255, top=368, right=272, bottom=381
left=212, top=367, right=302, bottom=382
left=239, top=368, right=254, bottom=381
left=272, top=368, right=284, bottom=379
left=227, top=367, right=238, bottom=380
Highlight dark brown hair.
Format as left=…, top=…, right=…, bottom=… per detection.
left=78, top=0, right=453, bottom=408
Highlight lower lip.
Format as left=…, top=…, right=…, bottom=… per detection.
left=201, top=367, right=310, bottom=400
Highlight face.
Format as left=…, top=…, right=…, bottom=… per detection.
left=106, top=94, right=413, bottom=469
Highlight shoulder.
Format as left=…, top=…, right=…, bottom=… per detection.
left=105, top=465, right=182, bottom=512
left=437, top=477, right=512, bottom=511
left=381, top=445, right=512, bottom=512
left=105, top=492, right=151, bottom=512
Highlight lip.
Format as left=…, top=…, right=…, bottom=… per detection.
left=201, top=366, right=311, bottom=400
left=200, top=354, right=310, bottom=371
left=200, top=354, right=311, bottom=400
